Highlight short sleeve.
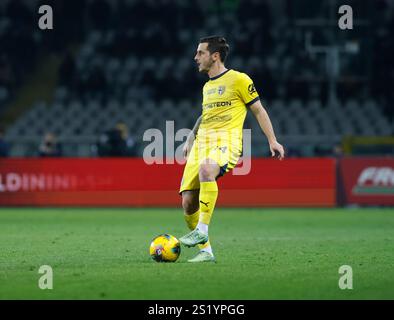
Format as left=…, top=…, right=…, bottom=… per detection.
left=237, top=73, right=260, bottom=106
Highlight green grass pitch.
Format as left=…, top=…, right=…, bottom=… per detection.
left=0, top=207, right=393, bottom=300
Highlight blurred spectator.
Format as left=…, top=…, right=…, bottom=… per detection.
left=332, top=145, right=344, bottom=158
left=97, top=122, right=137, bottom=157
left=39, top=133, right=62, bottom=157
left=0, top=127, right=10, bottom=157
left=116, top=122, right=138, bottom=156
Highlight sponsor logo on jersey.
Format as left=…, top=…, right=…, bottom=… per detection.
left=202, top=114, right=232, bottom=123
left=248, top=83, right=256, bottom=94
left=216, top=146, right=228, bottom=154
left=203, top=101, right=232, bottom=110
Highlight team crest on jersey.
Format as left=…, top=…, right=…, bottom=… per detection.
left=218, top=86, right=226, bottom=95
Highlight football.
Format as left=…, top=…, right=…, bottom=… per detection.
left=149, top=234, right=181, bottom=262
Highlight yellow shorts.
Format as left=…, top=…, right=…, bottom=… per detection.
left=179, top=141, right=242, bottom=193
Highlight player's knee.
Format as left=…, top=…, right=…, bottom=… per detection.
left=199, top=164, right=217, bottom=181
left=182, top=192, right=199, bottom=214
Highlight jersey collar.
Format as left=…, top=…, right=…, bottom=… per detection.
left=209, top=69, right=230, bottom=81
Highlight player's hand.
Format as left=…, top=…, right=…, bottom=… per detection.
left=269, top=141, right=285, bottom=160
left=183, top=139, right=193, bottom=159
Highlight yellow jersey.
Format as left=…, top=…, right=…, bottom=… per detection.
left=197, top=69, right=260, bottom=150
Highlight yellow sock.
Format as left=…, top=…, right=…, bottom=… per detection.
left=184, top=210, right=199, bottom=230
left=199, top=181, right=218, bottom=225
left=184, top=209, right=211, bottom=250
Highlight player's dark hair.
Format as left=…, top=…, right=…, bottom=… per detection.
left=199, top=36, right=229, bottom=63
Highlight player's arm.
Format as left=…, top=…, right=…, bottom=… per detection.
left=249, top=100, right=285, bottom=160
left=183, top=115, right=202, bottom=158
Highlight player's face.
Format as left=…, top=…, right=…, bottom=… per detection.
left=194, top=43, right=214, bottom=73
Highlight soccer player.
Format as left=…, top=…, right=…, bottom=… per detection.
left=179, top=36, right=285, bottom=263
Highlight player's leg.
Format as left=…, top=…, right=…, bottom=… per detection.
left=181, top=190, right=214, bottom=258
left=179, top=157, right=220, bottom=248
left=181, top=186, right=216, bottom=262
left=182, top=190, right=200, bottom=231
left=179, top=143, right=201, bottom=232
left=180, top=144, right=240, bottom=248
left=196, top=158, right=220, bottom=235
left=197, top=145, right=241, bottom=237
left=179, top=143, right=214, bottom=260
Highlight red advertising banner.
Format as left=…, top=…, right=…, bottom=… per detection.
left=0, top=158, right=336, bottom=207
left=339, top=157, right=394, bottom=206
